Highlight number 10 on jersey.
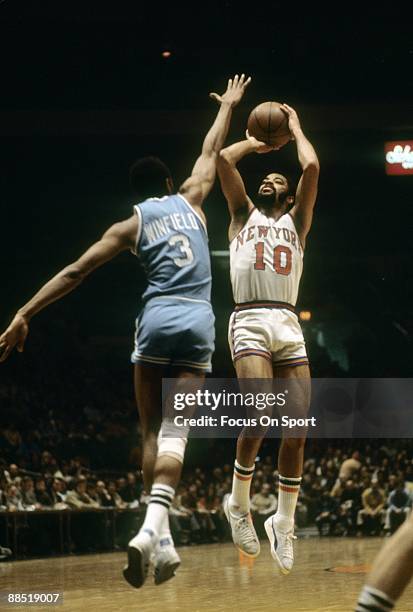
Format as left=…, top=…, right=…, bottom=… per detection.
left=254, top=242, right=292, bottom=276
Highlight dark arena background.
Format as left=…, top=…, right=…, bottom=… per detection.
left=1, top=2, right=413, bottom=611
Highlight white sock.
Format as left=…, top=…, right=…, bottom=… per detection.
left=158, top=513, right=174, bottom=548
left=130, top=483, right=175, bottom=546
left=355, top=585, right=394, bottom=611
left=276, top=474, right=301, bottom=528
left=230, top=460, right=255, bottom=514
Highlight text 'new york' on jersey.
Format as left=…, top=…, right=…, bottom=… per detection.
left=229, top=208, right=303, bottom=307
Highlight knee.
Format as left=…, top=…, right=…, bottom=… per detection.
left=157, top=430, right=188, bottom=465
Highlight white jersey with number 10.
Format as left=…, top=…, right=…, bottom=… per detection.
left=229, top=208, right=303, bottom=306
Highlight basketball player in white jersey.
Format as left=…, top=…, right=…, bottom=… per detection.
left=217, top=104, right=319, bottom=573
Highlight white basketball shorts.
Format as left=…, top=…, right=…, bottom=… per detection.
left=228, top=304, right=308, bottom=367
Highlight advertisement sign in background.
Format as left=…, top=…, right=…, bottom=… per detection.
left=385, top=141, right=413, bottom=175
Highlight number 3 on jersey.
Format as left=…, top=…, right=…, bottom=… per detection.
left=254, top=242, right=292, bottom=276
left=168, top=234, right=194, bottom=268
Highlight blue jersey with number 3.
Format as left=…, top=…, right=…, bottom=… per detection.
left=134, top=193, right=211, bottom=303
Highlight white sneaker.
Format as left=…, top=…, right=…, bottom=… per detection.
left=264, top=514, right=297, bottom=575
left=123, top=529, right=157, bottom=588
left=223, top=494, right=260, bottom=558
left=153, top=538, right=181, bottom=585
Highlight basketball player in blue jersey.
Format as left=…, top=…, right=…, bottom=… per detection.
left=0, top=73, right=251, bottom=588
left=216, top=104, right=319, bottom=574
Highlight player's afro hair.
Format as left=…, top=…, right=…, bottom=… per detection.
left=129, top=156, right=172, bottom=200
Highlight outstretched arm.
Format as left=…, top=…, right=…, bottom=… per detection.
left=281, top=104, right=319, bottom=247
left=217, top=134, right=273, bottom=219
left=179, top=74, right=251, bottom=210
left=0, top=215, right=138, bottom=362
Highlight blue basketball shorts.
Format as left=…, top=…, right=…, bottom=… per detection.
left=131, top=296, right=215, bottom=372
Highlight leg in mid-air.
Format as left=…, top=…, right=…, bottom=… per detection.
left=123, top=363, right=204, bottom=588
left=264, top=363, right=310, bottom=575
left=224, top=354, right=273, bottom=558
left=355, top=511, right=413, bottom=612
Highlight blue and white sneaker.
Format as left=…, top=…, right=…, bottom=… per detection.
left=264, top=514, right=297, bottom=575
left=123, top=529, right=157, bottom=589
left=153, top=537, right=181, bottom=585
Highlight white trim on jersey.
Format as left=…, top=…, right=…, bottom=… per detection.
left=134, top=354, right=171, bottom=365
left=133, top=353, right=210, bottom=370
left=131, top=205, right=143, bottom=256
left=177, top=193, right=208, bottom=236
left=152, top=294, right=211, bottom=305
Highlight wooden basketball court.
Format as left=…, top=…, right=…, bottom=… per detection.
left=1, top=538, right=412, bottom=611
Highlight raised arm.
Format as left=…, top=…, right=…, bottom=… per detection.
left=217, top=134, right=274, bottom=239
left=179, top=74, right=251, bottom=211
left=0, top=215, right=139, bottom=362
left=281, top=104, right=319, bottom=247
left=217, top=135, right=273, bottom=217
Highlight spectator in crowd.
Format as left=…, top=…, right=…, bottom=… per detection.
left=175, top=485, right=203, bottom=544
left=50, top=478, right=67, bottom=507
left=357, top=478, right=385, bottom=536
left=5, top=484, right=23, bottom=511
left=385, top=474, right=398, bottom=495
left=301, top=472, right=320, bottom=522
left=5, top=464, right=21, bottom=487
left=169, top=494, right=193, bottom=545
left=339, top=451, right=362, bottom=481
left=0, top=478, right=7, bottom=510
left=106, top=481, right=127, bottom=509
left=119, top=472, right=141, bottom=507
left=54, top=461, right=75, bottom=486
left=386, top=480, right=411, bottom=534
left=2, top=427, right=23, bottom=459
left=315, top=490, right=339, bottom=536
left=96, top=481, right=114, bottom=507
left=35, top=478, right=53, bottom=507
left=65, top=478, right=100, bottom=509
left=338, top=479, right=361, bottom=535
left=181, top=484, right=214, bottom=542
left=21, top=477, right=38, bottom=508
left=86, top=480, right=100, bottom=506
left=116, top=477, right=126, bottom=493
left=251, top=483, right=278, bottom=516
left=196, top=493, right=218, bottom=542
left=207, top=494, right=226, bottom=539
left=330, top=476, right=345, bottom=499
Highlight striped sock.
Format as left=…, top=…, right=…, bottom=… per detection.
left=276, top=475, right=301, bottom=527
left=355, top=586, right=395, bottom=611
left=141, top=483, right=175, bottom=537
left=230, top=460, right=255, bottom=513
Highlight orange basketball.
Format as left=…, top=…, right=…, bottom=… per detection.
left=247, top=101, right=291, bottom=148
